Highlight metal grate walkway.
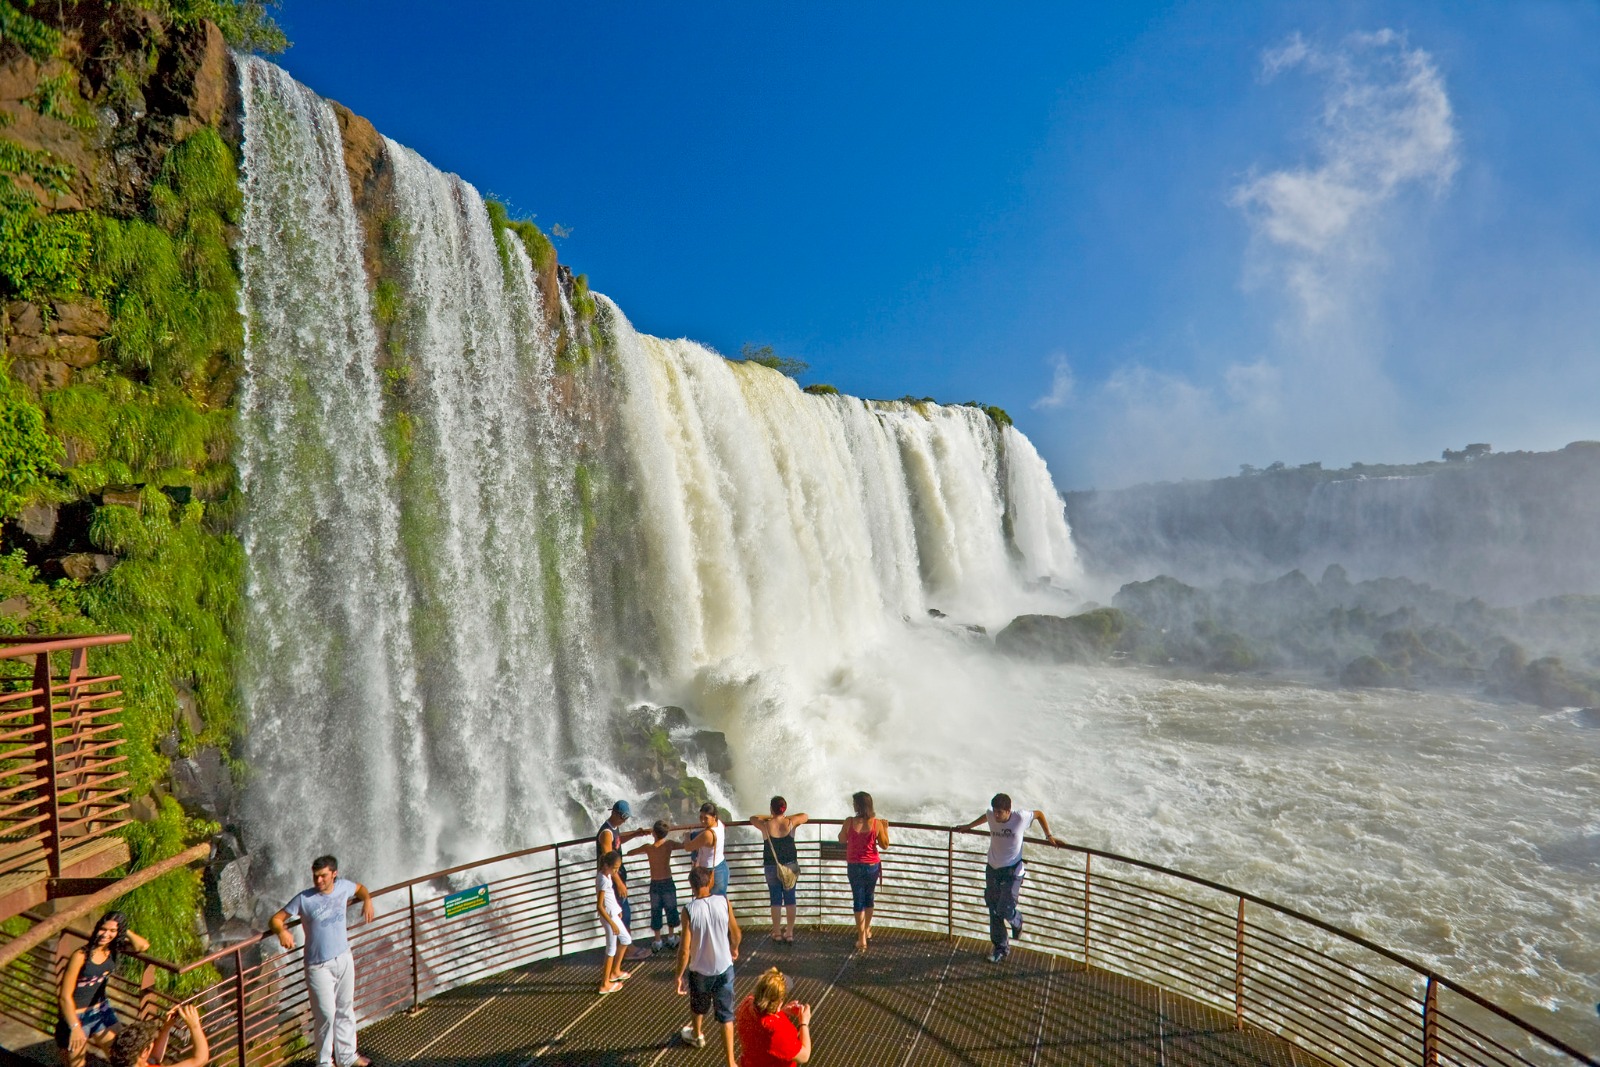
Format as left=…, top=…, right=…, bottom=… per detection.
left=358, top=926, right=1309, bottom=1067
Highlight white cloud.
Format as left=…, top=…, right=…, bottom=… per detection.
left=1032, top=354, right=1075, bottom=410
left=1232, top=30, right=1458, bottom=317
left=1041, top=29, right=1453, bottom=488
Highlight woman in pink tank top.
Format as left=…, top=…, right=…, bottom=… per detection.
left=837, top=791, right=890, bottom=953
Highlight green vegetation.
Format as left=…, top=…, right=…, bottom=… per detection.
left=143, top=0, right=286, bottom=52
left=960, top=401, right=1012, bottom=428
left=0, top=365, right=62, bottom=513
left=738, top=343, right=808, bottom=379
left=0, top=6, right=253, bottom=969
left=803, top=383, right=838, bottom=396
left=0, top=1, right=62, bottom=60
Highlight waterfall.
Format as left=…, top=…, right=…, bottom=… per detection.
left=235, top=57, right=432, bottom=880
left=234, top=61, right=1082, bottom=890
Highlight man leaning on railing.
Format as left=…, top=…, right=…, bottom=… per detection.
left=270, top=855, right=375, bottom=1067
left=957, top=794, right=1058, bottom=964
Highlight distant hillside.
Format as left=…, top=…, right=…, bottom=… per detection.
left=1062, top=442, right=1600, bottom=603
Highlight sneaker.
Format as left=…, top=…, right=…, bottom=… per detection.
left=1010, top=912, right=1024, bottom=940
left=666, top=934, right=680, bottom=949
left=679, top=1025, right=706, bottom=1048
left=650, top=939, right=664, bottom=954
left=988, top=948, right=1007, bottom=964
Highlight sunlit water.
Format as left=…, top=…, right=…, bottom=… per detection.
left=732, top=629, right=1599, bottom=1048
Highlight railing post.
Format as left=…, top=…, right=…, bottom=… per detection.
left=32, top=651, right=61, bottom=877
left=1422, top=975, right=1438, bottom=1067
left=408, top=883, right=421, bottom=1012
left=945, top=830, right=954, bottom=939
left=555, top=844, right=565, bottom=955
left=233, top=947, right=247, bottom=1067
left=1082, top=853, right=1092, bottom=969
left=1234, top=898, right=1246, bottom=1029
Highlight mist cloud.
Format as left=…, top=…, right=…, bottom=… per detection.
left=1233, top=30, right=1458, bottom=318
left=1032, top=354, right=1075, bottom=410
left=1047, top=30, right=1461, bottom=488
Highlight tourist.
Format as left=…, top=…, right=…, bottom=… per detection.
left=688, top=801, right=730, bottom=896
left=626, top=819, right=683, bottom=952
left=735, top=967, right=813, bottom=1067
left=957, top=793, right=1059, bottom=963
left=269, top=855, right=375, bottom=1067
left=108, top=1003, right=209, bottom=1067
left=838, top=791, right=889, bottom=953
left=56, top=911, right=149, bottom=1067
left=675, top=864, right=742, bottom=1062
left=749, top=797, right=809, bottom=942
left=595, top=799, right=649, bottom=956
left=596, top=849, right=633, bottom=993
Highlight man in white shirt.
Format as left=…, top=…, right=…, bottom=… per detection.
left=675, top=865, right=741, bottom=1063
left=270, top=855, right=375, bottom=1067
left=959, top=793, right=1058, bottom=963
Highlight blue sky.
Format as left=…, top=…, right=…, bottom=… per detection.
left=272, top=1, right=1600, bottom=490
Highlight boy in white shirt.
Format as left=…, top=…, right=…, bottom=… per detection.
left=959, top=793, right=1058, bottom=963
left=596, top=850, right=633, bottom=993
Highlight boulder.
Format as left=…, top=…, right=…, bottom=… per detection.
left=0, top=596, right=29, bottom=619
left=175, top=682, right=202, bottom=736
left=1340, top=655, right=1397, bottom=688
left=53, top=334, right=101, bottom=368
left=995, top=608, right=1129, bottom=663
left=51, top=300, right=110, bottom=336
left=689, top=731, right=733, bottom=775
left=171, top=745, right=234, bottom=818
left=9, top=359, right=71, bottom=392
left=58, top=553, right=116, bottom=581
left=127, top=794, right=160, bottom=823
left=205, top=851, right=255, bottom=925
left=18, top=503, right=57, bottom=541
left=100, top=485, right=144, bottom=510
left=5, top=301, right=43, bottom=335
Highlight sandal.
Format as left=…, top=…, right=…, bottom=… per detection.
left=616, top=970, right=633, bottom=981
left=598, top=981, right=622, bottom=995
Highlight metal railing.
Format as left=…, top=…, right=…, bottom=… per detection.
left=1, top=819, right=1592, bottom=1067
left=0, top=635, right=132, bottom=883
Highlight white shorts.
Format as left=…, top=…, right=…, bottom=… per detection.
left=605, top=915, right=633, bottom=957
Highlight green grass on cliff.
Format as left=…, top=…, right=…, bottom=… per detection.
left=1, top=61, right=245, bottom=969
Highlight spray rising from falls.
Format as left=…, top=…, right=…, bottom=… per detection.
left=234, top=60, right=1081, bottom=891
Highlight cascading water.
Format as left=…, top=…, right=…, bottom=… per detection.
left=234, top=61, right=1080, bottom=892
left=227, top=61, right=1600, bottom=1043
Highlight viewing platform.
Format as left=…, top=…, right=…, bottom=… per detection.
left=2, top=821, right=1594, bottom=1067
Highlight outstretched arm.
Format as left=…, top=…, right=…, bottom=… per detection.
left=160, top=1003, right=210, bottom=1067
left=957, top=812, right=987, bottom=830
left=1033, top=810, right=1059, bottom=846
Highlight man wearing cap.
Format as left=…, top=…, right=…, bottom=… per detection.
left=596, top=801, right=649, bottom=957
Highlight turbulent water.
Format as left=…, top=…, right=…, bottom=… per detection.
left=232, top=59, right=1597, bottom=1048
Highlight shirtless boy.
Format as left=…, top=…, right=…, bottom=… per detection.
left=627, top=820, right=683, bottom=953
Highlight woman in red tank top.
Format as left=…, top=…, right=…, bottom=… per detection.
left=837, top=791, right=889, bottom=953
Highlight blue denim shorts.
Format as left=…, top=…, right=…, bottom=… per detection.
left=764, top=863, right=798, bottom=907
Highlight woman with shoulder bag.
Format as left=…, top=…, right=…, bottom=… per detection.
left=750, top=797, right=808, bottom=943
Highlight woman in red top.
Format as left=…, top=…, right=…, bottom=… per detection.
left=837, top=791, right=889, bottom=953
left=735, top=968, right=813, bottom=1067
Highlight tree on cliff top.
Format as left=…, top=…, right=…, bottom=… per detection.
left=739, top=343, right=809, bottom=379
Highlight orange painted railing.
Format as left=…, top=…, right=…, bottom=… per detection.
left=0, top=635, right=132, bottom=883
left=1, top=820, right=1593, bottom=1067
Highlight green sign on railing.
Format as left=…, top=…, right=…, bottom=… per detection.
left=443, top=884, right=489, bottom=918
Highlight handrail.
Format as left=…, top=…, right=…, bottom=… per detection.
left=0, top=634, right=132, bottom=659
left=3, top=817, right=1592, bottom=1067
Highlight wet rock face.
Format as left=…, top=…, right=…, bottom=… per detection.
left=171, top=745, right=235, bottom=819
left=3, top=299, right=109, bottom=392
